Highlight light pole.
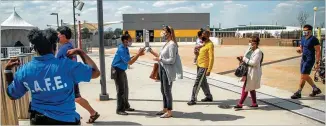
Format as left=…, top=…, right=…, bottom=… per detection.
left=97, top=0, right=109, bottom=101
left=50, top=13, right=59, bottom=28
left=313, top=7, right=318, bottom=36
left=73, top=0, right=85, bottom=47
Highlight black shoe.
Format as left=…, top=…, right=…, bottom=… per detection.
left=187, top=100, right=196, bottom=106
left=309, top=88, right=322, bottom=97
left=201, top=97, right=213, bottom=102
left=234, top=105, right=243, bottom=109
left=116, top=111, right=128, bottom=115
left=249, top=104, right=259, bottom=108
left=125, top=108, right=135, bottom=111
left=291, top=92, right=301, bottom=99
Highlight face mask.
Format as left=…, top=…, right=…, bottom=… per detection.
left=128, top=41, right=132, bottom=46
left=303, top=31, right=309, bottom=36
left=201, top=37, right=207, bottom=41
left=161, top=31, right=166, bottom=37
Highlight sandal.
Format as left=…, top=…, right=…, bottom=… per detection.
left=87, top=112, right=100, bottom=123
left=160, top=113, right=173, bottom=118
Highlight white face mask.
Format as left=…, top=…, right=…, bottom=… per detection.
left=128, top=41, right=132, bottom=46
left=303, top=31, right=309, bottom=36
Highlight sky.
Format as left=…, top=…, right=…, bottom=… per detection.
left=0, top=0, right=325, bottom=30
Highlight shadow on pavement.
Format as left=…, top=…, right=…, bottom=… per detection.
left=120, top=97, right=324, bottom=112
left=93, top=121, right=142, bottom=125
left=129, top=110, right=245, bottom=122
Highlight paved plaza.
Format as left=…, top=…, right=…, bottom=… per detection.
left=19, top=43, right=325, bottom=125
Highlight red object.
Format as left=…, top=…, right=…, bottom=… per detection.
left=78, top=20, right=82, bottom=49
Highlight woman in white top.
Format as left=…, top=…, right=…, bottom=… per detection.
left=149, top=26, right=183, bottom=118
left=235, top=36, right=263, bottom=109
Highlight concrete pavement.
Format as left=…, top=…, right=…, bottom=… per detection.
left=76, top=54, right=324, bottom=125
left=19, top=52, right=325, bottom=125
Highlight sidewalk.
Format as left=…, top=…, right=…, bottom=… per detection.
left=19, top=54, right=324, bottom=125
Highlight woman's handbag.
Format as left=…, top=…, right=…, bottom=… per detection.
left=235, top=62, right=248, bottom=77
left=150, top=63, right=160, bottom=80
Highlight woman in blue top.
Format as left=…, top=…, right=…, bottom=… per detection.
left=4, top=28, right=100, bottom=125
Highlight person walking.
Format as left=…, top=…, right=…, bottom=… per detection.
left=5, top=28, right=100, bottom=125
left=291, top=24, right=322, bottom=99
left=234, top=36, right=263, bottom=109
left=187, top=30, right=214, bottom=105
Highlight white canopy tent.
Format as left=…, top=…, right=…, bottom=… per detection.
left=1, top=9, right=37, bottom=47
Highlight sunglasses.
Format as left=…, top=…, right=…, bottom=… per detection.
left=165, top=26, right=171, bottom=34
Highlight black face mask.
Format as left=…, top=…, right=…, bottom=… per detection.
left=202, top=37, right=207, bottom=41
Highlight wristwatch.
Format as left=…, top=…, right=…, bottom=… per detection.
left=4, top=69, right=12, bottom=74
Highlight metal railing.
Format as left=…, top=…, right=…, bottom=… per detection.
left=1, top=46, right=33, bottom=58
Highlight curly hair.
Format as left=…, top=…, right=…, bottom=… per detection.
left=28, top=28, right=58, bottom=55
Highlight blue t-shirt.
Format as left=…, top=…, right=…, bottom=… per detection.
left=56, top=42, right=77, bottom=61
left=7, top=54, right=92, bottom=122
left=112, top=44, right=131, bottom=70
left=301, top=36, right=320, bottom=62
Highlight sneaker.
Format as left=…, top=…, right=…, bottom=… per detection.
left=201, top=97, right=213, bottom=102
left=291, top=92, right=301, bottom=99
left=309, top=88, right=322, bottom=97
left=125, top=108, right=135, bottom=111
left=116, top=111, right=128, bottom=115
left=187, top=100, right=196, bottom=106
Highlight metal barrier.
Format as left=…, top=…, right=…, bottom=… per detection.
left=1, top=53, right=35, bottom=125
left=1, top=46, right=33, bottom=58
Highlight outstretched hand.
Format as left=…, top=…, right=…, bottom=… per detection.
left=137, top=48, right=145, bottom=56
left=153, top=57, right=160, bottom=61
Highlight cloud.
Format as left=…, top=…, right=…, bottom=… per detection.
left=164, top=7, right=195, bottom=13
left=218, top=3, right=249, bottom=28
left=31, top=0, right=45, bottom=4
left=201, top=3, right=214, bottom=9
left=81, top=7, right=97, bottom=14
left=118, top=5, right=132, bottom=11
left=224, top=0, right=233, bottom=4
left=138, top=8, right=145, bottom=12
left=152, top=1, right=187, bottom=7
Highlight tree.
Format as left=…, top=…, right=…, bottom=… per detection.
left=320, top=22, right=325, bottom=28
left=104, top=31, right=114, bottom=39
left=114, top=28, right=123, bottom=38
left=297, top=11, right=310, bottom=29
left=81, top=28, right=90, bottom=39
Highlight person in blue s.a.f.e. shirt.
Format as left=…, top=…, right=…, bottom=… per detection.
left=291, top=24, right=322, bottom=100
left=111, top=32, right=145, bottom=115
left=4, top=28, right=100, bottom=125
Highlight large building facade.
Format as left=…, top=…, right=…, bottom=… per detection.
left=123, top=13, right=209, bottom=42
